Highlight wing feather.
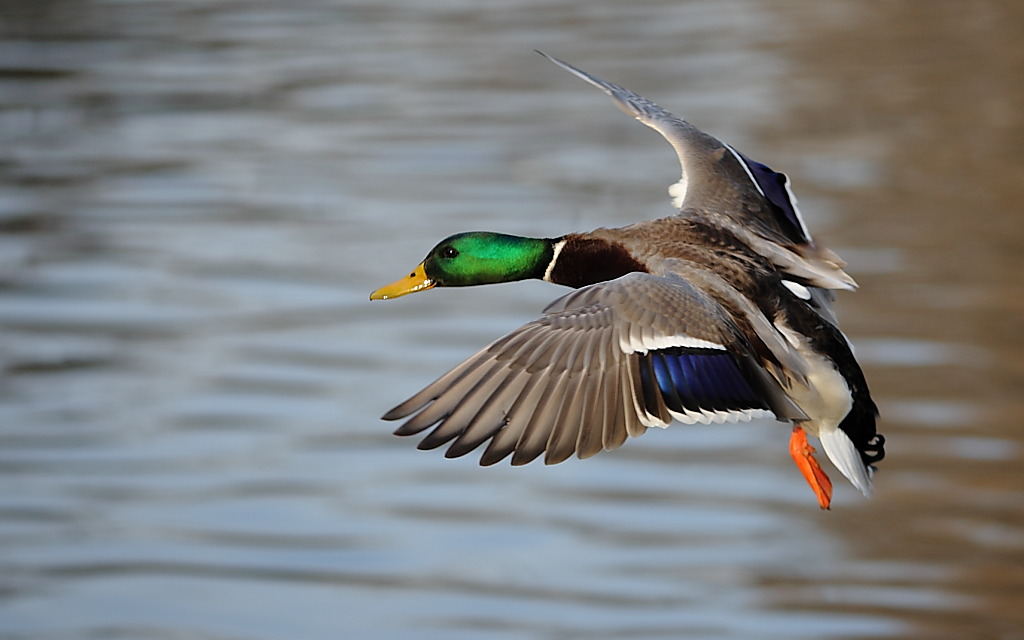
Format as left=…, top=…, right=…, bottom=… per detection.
left=511, top=370, right=572, bottom=466
left=384, top=273, right=804, bottom=464
left=479, top=372, right=549, bottom=466
left=544, top=370, right=589, bottom=464
left=444, top=366, right=533, bottom=459
left=577, top=355, right=610, bottom=459
left=417, top=365, right=508, bottom=450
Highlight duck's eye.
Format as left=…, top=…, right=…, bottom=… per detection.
left=441, top=246, right=459, bottom=259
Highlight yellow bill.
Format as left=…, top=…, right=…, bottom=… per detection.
left=370, top=262, right=435, bottom=300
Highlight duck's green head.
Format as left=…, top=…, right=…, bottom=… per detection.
left=370, top=232, right=554, bottom=300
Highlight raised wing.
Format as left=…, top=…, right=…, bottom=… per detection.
left=540, top=54, right=820, bottom=240
left=383, top=273, right=807, bottom=466
left=539, top=52, right=856, bottom=297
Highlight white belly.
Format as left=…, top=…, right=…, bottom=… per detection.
left=776, top=323, right=873, bottom=496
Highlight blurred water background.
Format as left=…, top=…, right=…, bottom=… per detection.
left=1, top=1, right=1022, bottom=638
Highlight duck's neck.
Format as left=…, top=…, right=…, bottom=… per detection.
left=543, top=233, right=648, bottom=288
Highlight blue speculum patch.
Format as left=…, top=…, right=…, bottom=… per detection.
left=639, top=347, right=766, bottom=415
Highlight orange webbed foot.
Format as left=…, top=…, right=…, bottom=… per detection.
left=789, top=425, right=833, bottom=510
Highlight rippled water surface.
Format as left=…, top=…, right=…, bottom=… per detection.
left=2, top=1, right=1023, bottom=639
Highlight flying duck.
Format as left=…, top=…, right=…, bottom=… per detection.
left=370, top=53, right=885, bottom=509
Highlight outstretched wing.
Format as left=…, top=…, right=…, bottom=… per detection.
left=539, top=52, right=856, bottom=298
left=538, top=52, right=810, bottom=239
left=383, top=273, right=806, bottom=466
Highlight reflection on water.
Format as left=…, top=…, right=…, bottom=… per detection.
left=1, top=1, right=1022, bottom=639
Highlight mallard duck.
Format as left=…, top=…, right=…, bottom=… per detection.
left=370, top=53, right=884, bottom=509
